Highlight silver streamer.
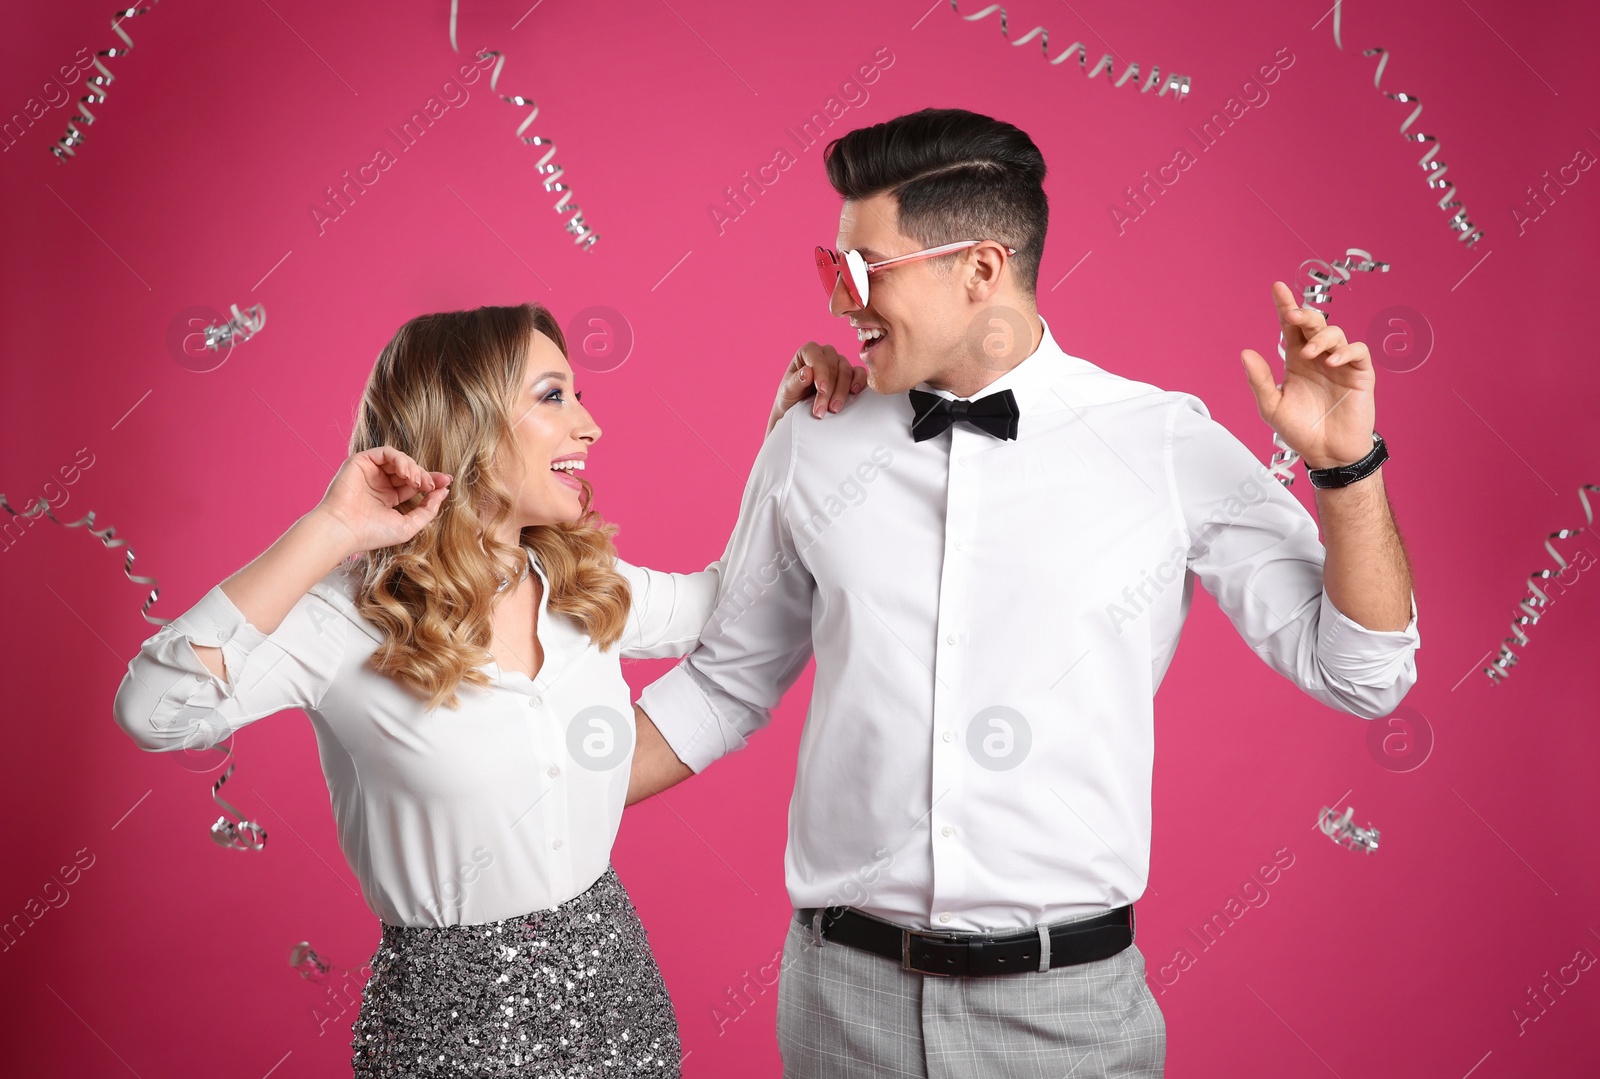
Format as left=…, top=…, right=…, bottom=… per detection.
left=949, top=1, right=1190, bottom=103
left=1485, top=484, right=1600, bottom=684
left=1269, top=249, right=1391, bottom=487
left=1296, top=250, right=1391, bottom=312
left=0, top=488, right=268, bottom=847
left=1319, top=805, right=1380, bottom=854
left=52, top=1, right=163, bottom=162
left=290, top=942, right=370, bottom=1036
left=0, top=491, right=167, bottom=624
left=1331, top=1, right=1483, bottom=247
left=447, top=0, right=599, bottom=249
left=209, top=756, right=267, bottom=851
left=290, top=941, right=333, bottom=982
left=204, top=303, right=267, bottom=351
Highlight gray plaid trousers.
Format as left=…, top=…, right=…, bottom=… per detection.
left=775, top=911, right=1166, bottom=1078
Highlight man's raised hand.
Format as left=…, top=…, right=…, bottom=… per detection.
left=1239, top=280, right=1377, bottom=470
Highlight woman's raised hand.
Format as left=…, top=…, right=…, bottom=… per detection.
left=314, top=446, right=452, bottom=555
left=767, top=342, right=869, bottom=436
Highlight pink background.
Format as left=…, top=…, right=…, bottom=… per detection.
left=3, top=0, right=1598, bottom=1075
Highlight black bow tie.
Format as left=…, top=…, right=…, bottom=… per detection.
left=908, top=388, right=1020, bottom=442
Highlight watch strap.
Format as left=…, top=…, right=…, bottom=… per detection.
left=1306, top=432, right=1387, bottom=489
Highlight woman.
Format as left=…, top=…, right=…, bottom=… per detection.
left=112, top=303, right=864, bottom=1076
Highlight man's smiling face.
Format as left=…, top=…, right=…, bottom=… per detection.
left=828, top=192, right=971, bottom=397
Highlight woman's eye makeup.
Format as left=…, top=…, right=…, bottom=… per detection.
left=539, top=385, right=582, bottom=403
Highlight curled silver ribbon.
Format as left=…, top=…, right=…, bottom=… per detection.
left=289, top=942, right=332, bottom=981
left=0, top=458, right=271, bottom=847
left=1485, top=484, right=1600, bottom=684
left=209, top=755, right=267, bottom=851
left=0, top=490, right=168, bottom=625
left=949, top=1, right=1190, bottom=103
left=1268, top=249, right=1391, bottom=486
left=0, top=489, right=265, bottom=845
left=52, top=2, right=163, bottom=162
left=1296, top=250, right=1391, bottom=312
left=1331, top=1, right=1483, bottom=247
left=1267, top=432, right=1299, bottom=488
left=1318, top=805, right=1380, bottom=854
left=447, top=0, right=598, bottom=250
left=204, top=302, right=267, bottom=351
left=290, top=944, right=370, bottom=1035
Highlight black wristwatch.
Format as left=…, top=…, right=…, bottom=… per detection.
left=1306, top=431, right=1387, bottom=489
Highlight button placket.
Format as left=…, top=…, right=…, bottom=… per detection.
left=530, top=681, right=573, bottom=900
left=520, top=555, right=569, bottom=881
left=928, top=427, right=976, bottom=924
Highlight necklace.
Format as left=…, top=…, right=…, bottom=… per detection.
left=495, top=545, right=532, bottom=593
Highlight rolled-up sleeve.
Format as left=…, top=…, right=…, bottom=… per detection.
left=1315, top=587, right=1419, bottom=697
left=1167, top=394, right=1420, bottom=719
left=112, top=580, right=349, bottom=751
left=636, top=412, right=817, bottom=773
left=615, top=558, right=724, bottom=659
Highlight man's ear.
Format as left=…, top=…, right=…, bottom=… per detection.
left=964, top=244, right=1009, bottom=301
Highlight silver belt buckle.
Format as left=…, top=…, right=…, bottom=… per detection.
left=900, top=925, right=962, bottom=976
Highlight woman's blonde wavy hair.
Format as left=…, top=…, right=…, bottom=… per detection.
left=345, top=302, right=630, bottom=711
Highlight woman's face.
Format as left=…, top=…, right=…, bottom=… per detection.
left=499, top=329, right=601, bottom=527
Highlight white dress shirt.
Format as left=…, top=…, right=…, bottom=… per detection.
left=113, top=548, right=720, bottom=926
left=638, top=316, right=1421, bottom=934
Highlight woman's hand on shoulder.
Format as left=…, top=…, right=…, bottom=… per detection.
left=314, top=447, right=452, bottom=555
left=766, top=342, right=869, bottom=437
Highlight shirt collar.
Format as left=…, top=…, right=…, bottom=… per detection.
left=511, top=543, right=585, bottom=686
left=911, top=314, right=1068, bottom=419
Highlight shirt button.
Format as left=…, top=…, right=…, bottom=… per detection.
left=941, top=825, right=953, bottom=837
left=551, top=838, right=563, bottom=850
left=529, top=696, right=543, bottom=708
left=546, top=765, right=560, bottom=778
left=942, top=731, right=954, bottom=743
left=945, top=634, right=958, bottom=645
left=954, top=541, right=965, bottom=552
left=217, top=629, right=231, bottom=642
left=939, top=912, right=952, bottom=924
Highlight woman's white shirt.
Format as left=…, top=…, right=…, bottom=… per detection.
left=112, top=549, right=720, bottom=927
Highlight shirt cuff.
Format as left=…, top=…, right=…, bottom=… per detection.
left=165, top=583, right=270, bottom=691
left=636, top=662, right=747, bottom=774
left=1316, top=588, right=1420, bottom=686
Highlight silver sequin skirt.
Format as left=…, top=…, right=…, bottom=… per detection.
left=351, top=864, right=681, bottom=1077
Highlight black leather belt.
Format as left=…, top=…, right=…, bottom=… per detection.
left=793, top=904, right=1135, bottom=977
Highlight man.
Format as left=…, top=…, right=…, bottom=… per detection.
left=627, top=108, right=1418, bottom=1078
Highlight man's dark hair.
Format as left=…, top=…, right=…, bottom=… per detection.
left=822, top=108, right=1048, bottom=296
